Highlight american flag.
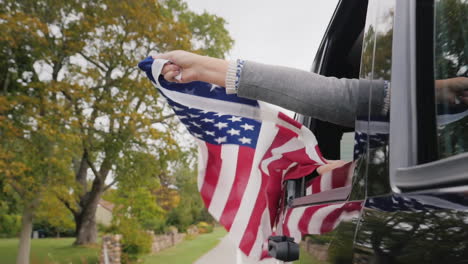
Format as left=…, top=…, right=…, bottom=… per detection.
left=305, top=161, right=354, bottom=195
left=138, top=57, right=327, bottom=259
left=280, top=201, right=363, bottom=244
left=279, top=162, right=362, bottom=243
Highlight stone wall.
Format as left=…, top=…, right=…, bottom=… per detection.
left=100, top=234, right=122, bottom=264
left=187, top=225, right=199, bottom=236
left=100, top=228, right=196, bottom=263
left=150, top=229, right=186, bottom=253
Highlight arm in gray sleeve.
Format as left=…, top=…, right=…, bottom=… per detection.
left=237, top=61, right=386, bottom=128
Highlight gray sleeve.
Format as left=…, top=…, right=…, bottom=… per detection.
left=237, top=61, right=386, bottom=128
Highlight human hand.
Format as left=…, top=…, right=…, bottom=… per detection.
left=153, top=50, right=204, bottom=83
left=316, top=160, right=348, bottom=175
left=153, top=50, right=229, bottom=87
left=435, top=77, right=468, bottom=105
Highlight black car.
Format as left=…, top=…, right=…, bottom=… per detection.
left=268, top=0, right=468, bottom=263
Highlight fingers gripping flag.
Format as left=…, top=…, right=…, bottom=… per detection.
left=138, top=57, right=327, bottom=259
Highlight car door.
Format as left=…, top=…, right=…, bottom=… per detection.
left=353, top=0, right=468, bottom=263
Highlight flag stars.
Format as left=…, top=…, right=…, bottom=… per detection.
left=205, top=131, right=215, bottom=136
left=193, top=132, right=203, bottom=138
left=228, top=116, right=242, bottom=122
left=214, top=122, right=228, bottom=130
left=173, top=106, right=185, bottom=111
left=214, top=113, right=225, bottom=117
left=238, top=137, right=252, bottom=144
left=201, top=118, right=214, bottom=123
left=189, top=113, right=200, bottom=118
left=227, top=128, right=240, bottom=136
left=214, top=136, right=227, bottom=144
left=240, top=123, right=254, bottom=131
left=210, top=84, right=220, bottom=92
left=184, top=88, right=195, bottom=94
left=190, top=121, right=201, bottom=128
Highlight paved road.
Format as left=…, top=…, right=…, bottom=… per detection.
left=194, top=236, right=278, bottom=264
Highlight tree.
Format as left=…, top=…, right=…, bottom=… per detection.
left=166, top=164, right=213, bottom=232
left=0, top=0, right=233, bottom=262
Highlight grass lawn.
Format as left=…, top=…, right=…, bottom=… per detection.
left=142, top=227, right=227, bottom=264
left=0, top=238, right=99, bottom=264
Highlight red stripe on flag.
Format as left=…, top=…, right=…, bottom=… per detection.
left=320, top=201, right=363, bottom=234
left=297, top=204, right=330, bottom=234
left=238, top=126, right=298, bottom=255
left=238, top=185, right=267, bottom=255
left=200, top=143, right=222, bottom=208
left=314, top=145, right=328, bottom=164
left=282, top=148, right=322, bottom=181
left=311, top=175, right=322, bottom=193
left=278, top=112, right=302, bottom=129
left=266, top=158, right=293, bottom=222
left=319, top=207, right=343, bottom=234
left=331, top=162, right=352, bottom=189
left=219, top=146, right=255, bottom=230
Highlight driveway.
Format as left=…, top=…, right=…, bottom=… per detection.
left=194, top=236, right=278, bottom=264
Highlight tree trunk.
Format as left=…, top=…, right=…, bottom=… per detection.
left=16, top=201, right=36, bottom=264
left=74, top=192, right=101, bottom=245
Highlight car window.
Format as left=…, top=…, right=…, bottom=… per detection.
left=340, top=132, right=354, bottom=161
left=365, top=0, right=395, bottom=197
left=434, top=0, right=468, bottom=159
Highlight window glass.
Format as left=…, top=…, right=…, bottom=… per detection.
left=434, top=0, right=468, bottom=159
left=340, top=132, right=354, bottom=161
left=361, top=0, right=396, bottom=197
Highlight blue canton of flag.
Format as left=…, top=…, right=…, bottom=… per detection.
left=165, top=99, right=260, bottom=148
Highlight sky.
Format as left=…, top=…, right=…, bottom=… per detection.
left=184, top=0, right=340, bottom=71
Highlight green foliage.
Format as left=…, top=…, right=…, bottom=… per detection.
left=34, top=191, right=75, bottom=236
left=165, top=0, right=234, bottom=58
left=434, top=0, right=468, bottom=79
left=0, top=180, right=21, bottom=237
left=166, top=165, right=213, bottom=232
left=0, top=211, right=21, bottom=238
left=196, top=221, right=214, bottom=234
left=117, top=218, right=153, bottom=264
left=0, top=0, right=233, bottom=247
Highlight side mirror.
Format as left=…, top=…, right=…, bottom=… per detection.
left=268, top=235, right=299, bottom=261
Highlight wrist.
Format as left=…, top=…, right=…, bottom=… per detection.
left=198, top=56, right=229, bottom=87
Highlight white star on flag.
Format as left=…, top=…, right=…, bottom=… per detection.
left=201, top=118, right=215, bottom=123
left=205, top=131, right=215, bottom=136
left=227, top=128, right=241, bottom=136
left=215, top=136, right=227, bottom=144
left=210, top=84, right=220, bottom=92
left=240, top=123, right=254, bottom=131
left=238, top=137, right=252, bottom=144
left=228, top=116, right=242, bottom=122
left=214, top=122, right=228, bottom=130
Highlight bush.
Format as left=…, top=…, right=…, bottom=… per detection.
left=0, top=213, right=21, bottom=238
left=196, top=221, right=213, bottom=234
left=118, top=219, right=153, bottom=264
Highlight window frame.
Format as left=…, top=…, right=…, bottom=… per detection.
left=391, top=0, right=468, bottom=192
left=291, top=0, right=369, bottom=207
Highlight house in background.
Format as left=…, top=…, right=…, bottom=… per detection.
left=96, top=199, right=114, bottom=227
